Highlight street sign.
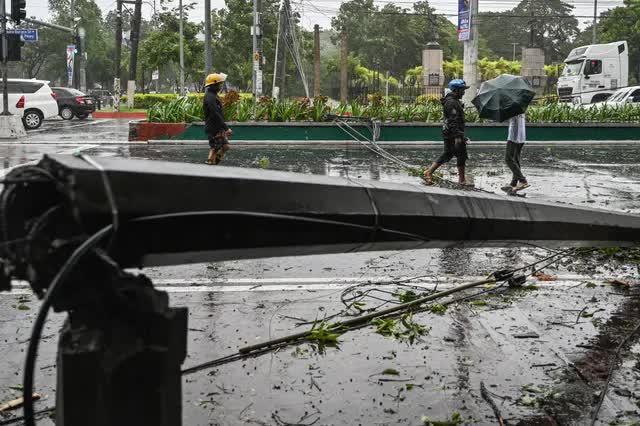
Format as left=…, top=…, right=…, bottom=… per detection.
left=152, top=70, right=159, bottom=81
left=7, top=28, right=38, bottom=42
left=457, top=0, right=471, bottom=41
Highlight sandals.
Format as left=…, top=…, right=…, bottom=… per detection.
left=513, top=182, right=530, bottom=192
left=423, top=171, right=434, bottom=185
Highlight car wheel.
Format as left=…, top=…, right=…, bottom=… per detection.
left=76, top=114, right=88, bottom=120
left=60, top=107, right=74, bottom=120
left=23, top=110, right=43, bottom=130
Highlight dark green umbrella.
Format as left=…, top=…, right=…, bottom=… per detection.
left=472, top=74, right=535, bottom=122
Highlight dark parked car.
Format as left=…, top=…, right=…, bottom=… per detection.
left=51, top=87, right=96, bottom=120
left=88, top=89, right=114, bottom=109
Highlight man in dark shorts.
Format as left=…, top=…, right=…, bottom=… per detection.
left=423, top=79, right=470, bottom=185
left=203, top=73, right=233, bottom=165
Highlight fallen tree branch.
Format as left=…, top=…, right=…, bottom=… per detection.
left=480, top=381, right=504, bottom=426
left=238, top=277, right=496, bottom=354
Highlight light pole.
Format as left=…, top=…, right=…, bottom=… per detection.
left=179, top=0, right=184, bottom=96
left=592, top=0, right=598, bottom=44
left=462, top=0, right=479, bottom=106
left=78, top=26, right=87, bottom=93
left=511, top=43, right=519, bottom=62
left=1, top=0, right=9, bottom=115
left=204, top=0, right=211, bottom=73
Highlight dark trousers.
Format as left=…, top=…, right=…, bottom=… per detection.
left=505, top=141, right=526, bottom=186
left=436, top=136, right=468, bottom=167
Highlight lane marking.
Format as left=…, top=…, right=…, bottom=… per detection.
left=29, top=119, right=115, bottom=134
left=4, top=274, right=599, bottom=294
left=0, top=141, right=139, bottom=146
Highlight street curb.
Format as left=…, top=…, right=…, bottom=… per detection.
left=147, top=139, right=640, bottom=147
left=0, top=141, right=147, bottom=145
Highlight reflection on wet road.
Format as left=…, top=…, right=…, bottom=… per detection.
left=107, top=144, right=640, bottom=213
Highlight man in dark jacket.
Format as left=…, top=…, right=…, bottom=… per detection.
left=423, top=79, right=470, bottom=185
left=203, top=73, right=232, bottom=165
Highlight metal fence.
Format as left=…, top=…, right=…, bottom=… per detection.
left=325, top=73, right=443, bottom=104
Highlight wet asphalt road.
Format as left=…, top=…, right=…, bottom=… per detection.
left=1, top=122, right=640, bottom=425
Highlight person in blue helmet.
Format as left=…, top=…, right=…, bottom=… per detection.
left=423, top=79, right=471, bottom=185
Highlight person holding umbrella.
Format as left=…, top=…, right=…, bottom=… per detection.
left=471, top=74, right=535, bottom=194
left=423, top=79, right=471, bottom=186
left=503, top=113, right=529, bottom=193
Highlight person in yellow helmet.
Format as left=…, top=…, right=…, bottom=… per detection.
left=203, top=73, right=232, bottom=165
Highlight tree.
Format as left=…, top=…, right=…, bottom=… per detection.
left=38, top=0, right=114, bottom=88
left=208, top=0, right=311, bottom=95
left=210, top=0, right=281, bottom=92
left=17, top=26, right=67, bottom=79
left=139, top=12, right=204, bottom=92
left=598, top=0, right=640, bottom=84
left=477, top=0, right=580, bottom=63
left=330, top=0, right=463, bottom=80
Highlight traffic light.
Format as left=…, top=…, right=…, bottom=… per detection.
left=0, top=34, right=22, bottom=61
left=11, top=0, right=27, bottom=24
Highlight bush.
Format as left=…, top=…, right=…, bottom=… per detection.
left=147, top=97, right=203, bottom=123
left=120, top=92, right=248, bottom=109
left=145, top=95, right=640, bottom=124
left=134, top=94, right=179, bottom=109
left=416, top=94, right=442, bottom=105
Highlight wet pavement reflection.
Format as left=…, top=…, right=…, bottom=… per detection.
left=109, top=144, right=640, bottom=214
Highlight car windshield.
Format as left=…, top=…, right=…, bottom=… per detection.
left=607, top=88, right=630, bottom=102
left=563, top=61, right=584, bottom=77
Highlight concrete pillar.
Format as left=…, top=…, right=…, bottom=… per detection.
left=521, top=47, right=547, bottom=97
left=422, top=42, right=444, bottom=98
left=313, top=24, right=321, bottom=98
left=127, top=80, right=135, bottom=108
left=340, top=29, right=348, bottom=103
left=462, top=0, right=479, bottom=106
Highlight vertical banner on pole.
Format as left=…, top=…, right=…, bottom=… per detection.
left=254, top=52, right=262, bottom=96
left=458, top=0, right=471, bottom=41
left=66, top=45, right=76, bottom=87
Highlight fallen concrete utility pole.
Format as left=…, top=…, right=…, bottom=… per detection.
left=4, top=154, right=640, bottom=276
left=1, top=154, right=640, bottom=426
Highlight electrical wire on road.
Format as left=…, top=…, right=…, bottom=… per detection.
left=182, top=246, right=582, bottom=375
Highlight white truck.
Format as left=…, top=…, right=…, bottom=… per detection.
left=557, top=41, right=628, bottom=104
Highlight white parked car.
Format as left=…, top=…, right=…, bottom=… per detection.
left=0, top=79, right=59, bottom=129
left=598, top=86, right=640, bottom=107
left=577, top=86, right=640, bottom=110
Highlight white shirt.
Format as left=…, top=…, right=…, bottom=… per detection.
left=508, top=114, right=526, bottom=144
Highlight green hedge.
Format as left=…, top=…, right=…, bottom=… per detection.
left=148, top=95, right=640, bottom=124
left=120, top=93, right=245, bottom=109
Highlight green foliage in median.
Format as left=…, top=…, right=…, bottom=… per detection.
left=146, top=90, right=640, bottom=125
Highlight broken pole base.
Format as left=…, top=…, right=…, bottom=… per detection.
left=0, top=115, right=27, bottom=139
left=54, top=274, right=188, bottom=426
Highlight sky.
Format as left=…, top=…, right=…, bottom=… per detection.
left=25, top=0, right=626, bottom=31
